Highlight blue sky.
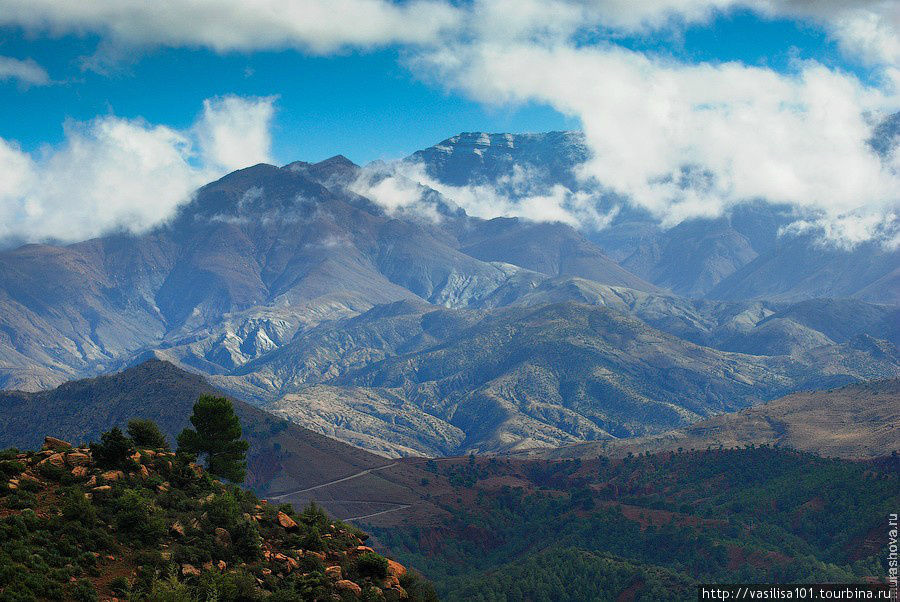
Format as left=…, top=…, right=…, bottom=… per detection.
left=0, top=0, right=896, bottom=245
left=0, top=7, right=873, bottom=164
left=0, top=36, right=576, bottom=164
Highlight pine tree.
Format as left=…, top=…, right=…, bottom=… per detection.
left=177, top=395, right=249, bottom=483
left=127, top=418, right=168, bottom=449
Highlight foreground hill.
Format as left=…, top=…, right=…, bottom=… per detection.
left=0, top=436, right=434, bottom=601
left=525, top=379, right=900, bottom=461
left=0, top=359, right=388, bottom=497
left=0, top=360, right=444, bottom=523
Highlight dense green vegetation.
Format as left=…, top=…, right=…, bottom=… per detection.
left=374, top=447, right=898, bottom=601
left=0, top=404, right=435, bottom=601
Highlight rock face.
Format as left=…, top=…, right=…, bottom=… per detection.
left=336, top=580, right=363, bottom=597
left=42, top=436, right=72, bottom=451
left=276, top=511, right=298, bottom=530
left=66, top=452, right=90, bottom=466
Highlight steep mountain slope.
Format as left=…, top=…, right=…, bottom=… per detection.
left=0, top=235, right=176, bottom=390
left=527, top=379, right=900, bottom=460
left=709, top=236, right=900, bottom=304
left=456, top=217, right=657, bottom=291
left=616, top=203, right=798, bottom=297
left=0, top=154, right=657, bottom=392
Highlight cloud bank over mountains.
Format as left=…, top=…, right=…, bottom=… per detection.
left=0, top=0, right=897, bottom=245
left=0, top=96, right=274, bottom=242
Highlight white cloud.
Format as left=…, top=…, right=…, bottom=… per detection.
left=0, top=96, right=275, bottom=243
left=419, top=42, right=898, bottom=209
left=780, top=209, right=899, bottom=250
left=0, top=0, right=895, bottom=71
left=195, top=96, right=275, bottom=172
left=0, top=55, right=50, bottom=86
left=762, top=1, right=900, bottom=69
left=402, top=0, right=900, bottom=246
left=356, top=160, right=620, bottom=229
left=0, top=0, right=461, bottom=54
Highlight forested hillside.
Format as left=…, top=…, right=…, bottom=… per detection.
left=367, top=448, right=898, bottom=600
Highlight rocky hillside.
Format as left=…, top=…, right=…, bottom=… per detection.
left=0, top=360, right=390, bottom=497
left=257, top=300, right=896, bottom=456
left=0, top=435, right=435, bottom=601
left=0, top=360, right=438, bottom=524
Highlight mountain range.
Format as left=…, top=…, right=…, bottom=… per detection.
left=0, top=130, right=897, bottom=456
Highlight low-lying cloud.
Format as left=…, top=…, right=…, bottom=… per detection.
left=418, top=42, right=897, bottom=218
left=0, top=95, right=274, bottom=243
left=352, top=161, right=620, bottom=230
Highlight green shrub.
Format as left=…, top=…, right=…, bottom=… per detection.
left=127, top=419, right=169, bottom=449
left=36, top=461, right=68, bottom=482
left=90, top=428, right=133, bottom=469
left=60, top=489, right=96, bottom=526
left=19, top=478, right=41, bottom=493
left=194, top=570, right=259, bottom=601
left=147, top=573, right=193, bottom=602
left=0, top=460, right=25, bottom=479
left=6, top=490, right=37, bottom=509
left=109, top=575, right=130, bottom=596
left=112, top=489, right=166, bottom=544
left=356, top=552, right=389, bottom=579
left=69, top=579, right=98, bottom=602
left=400, top=569, right=440, bottom=602
left=300, top=526, right=324, bottom=552
left=301, top=502, right=329, bottom=528
left=206, top=492, right=241, bottom=529
left=231, top=521, right=262, bottom=562
left=297, top=553, right=325, bottom=573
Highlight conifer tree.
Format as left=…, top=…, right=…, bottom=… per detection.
left=177, top=395, right=249, bottom=483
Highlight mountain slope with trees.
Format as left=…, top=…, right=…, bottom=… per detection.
left=0, top=423, right=434, bottom=600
